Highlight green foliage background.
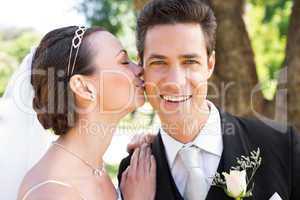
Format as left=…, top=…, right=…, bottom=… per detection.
left=246, top=0, right=292, bottom=99
left=0, top=29, right=40, bottom=96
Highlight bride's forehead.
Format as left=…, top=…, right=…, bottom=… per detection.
left=87, top=31, right=122, bottom=50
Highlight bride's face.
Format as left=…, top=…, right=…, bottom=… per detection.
left=87, top=31, right=145, bottom=115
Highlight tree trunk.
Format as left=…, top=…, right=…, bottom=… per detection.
left=133, top=0, right=148, bottom=10
left=286, top=0, right=300, bottom=130
left=207, top=0, right=265, bottom=117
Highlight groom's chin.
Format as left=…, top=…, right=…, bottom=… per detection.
left=158, top=110, right=188, bottom=123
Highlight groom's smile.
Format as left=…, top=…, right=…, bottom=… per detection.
left=160, top=95, right=192, bottom=103
left=160, top=94, right=192, bottom=110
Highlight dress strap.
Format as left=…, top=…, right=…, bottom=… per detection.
left=21, top=180, right=87, bottom=200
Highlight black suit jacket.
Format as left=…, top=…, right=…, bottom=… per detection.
left=118, top=110, right=300, bottom=200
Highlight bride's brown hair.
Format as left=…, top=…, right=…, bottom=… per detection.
left=31, top=26, right=104, bottom=135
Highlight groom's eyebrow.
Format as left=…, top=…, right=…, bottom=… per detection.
left=179, top=53, right=202, bottom=59
left=147, top=54, right=167, bottom=60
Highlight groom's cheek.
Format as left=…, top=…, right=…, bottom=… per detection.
left=144, top=81, right=160, bottom=105
left=187, top=72, right=208, bottom=109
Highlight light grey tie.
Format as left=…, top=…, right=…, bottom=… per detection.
left=179, top=145, right=208, bottom=200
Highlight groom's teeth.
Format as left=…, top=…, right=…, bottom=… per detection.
left=162, top=95, right=191, bottom=102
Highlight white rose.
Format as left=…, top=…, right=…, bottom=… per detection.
left=222, top=170, right=247, bottom=198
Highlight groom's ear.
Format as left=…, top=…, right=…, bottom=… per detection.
left=207, top=51, right=216, bottom=79
left=69, top=75, right=96, bottom=102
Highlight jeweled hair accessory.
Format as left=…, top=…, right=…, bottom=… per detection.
left=67, top=26, right=87, bottom=77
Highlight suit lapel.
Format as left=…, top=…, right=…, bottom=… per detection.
left=206, top=109, right=252, bottom=200
left=219, top=109, right=252, bottom=172
left=151, top=132, right=184, bottom=200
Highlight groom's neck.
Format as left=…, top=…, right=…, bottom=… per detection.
left=159, top=101, right=210, bottom=144
left=161, top=114, right=209, bottom=144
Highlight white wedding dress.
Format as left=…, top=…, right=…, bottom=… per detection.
left=0, top=49, right=56, bottom=200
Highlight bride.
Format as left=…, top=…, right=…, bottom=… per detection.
left=13, top=26, right=156, bottom=200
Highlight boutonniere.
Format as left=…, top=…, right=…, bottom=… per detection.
left=212, top=148, right=262, bottom=200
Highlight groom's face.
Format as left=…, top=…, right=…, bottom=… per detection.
left=143, top=23, right=215, bottom=122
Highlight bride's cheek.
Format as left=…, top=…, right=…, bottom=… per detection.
left=99, top=73, right=131, bottom=111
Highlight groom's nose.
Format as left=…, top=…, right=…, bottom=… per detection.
left=163, top=67, right=186, bottom=89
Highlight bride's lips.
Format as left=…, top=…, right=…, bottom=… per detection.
left=134, top=78, right=145, bottom=89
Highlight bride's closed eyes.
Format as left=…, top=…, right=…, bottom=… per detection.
left=121, top=58, right=130, bottom=66
left=117, top=49, right=130, bottom=66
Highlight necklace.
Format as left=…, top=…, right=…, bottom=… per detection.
left=52, top=142, right=104, bottom=177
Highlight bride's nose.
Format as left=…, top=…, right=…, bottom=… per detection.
left=130, top=62, right=144, bottom=77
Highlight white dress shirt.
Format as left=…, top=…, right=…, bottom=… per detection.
left=160, top=100, right=223, bottom=197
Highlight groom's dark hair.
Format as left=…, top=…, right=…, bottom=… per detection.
left=137, top=0, right=217, bottom=64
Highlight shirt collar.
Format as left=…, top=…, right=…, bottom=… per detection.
left=160, top=100, right=223, bottom=167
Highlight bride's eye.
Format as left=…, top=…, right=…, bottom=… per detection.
left=121, top=57, right=130, bottom=65
left=121, top=60, right=130, bottom=65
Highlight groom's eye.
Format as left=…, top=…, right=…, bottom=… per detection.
left=183, top=59, right=201, bottom=65
left=149, top=60, right=166, bottom=66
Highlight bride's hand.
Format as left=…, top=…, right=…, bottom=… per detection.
left=127, top=133, right=156, bottom=153
left=120, top=144, right=156, bottom=200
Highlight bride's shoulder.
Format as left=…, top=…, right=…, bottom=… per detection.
left=17, top=161, right=68, bottom=200
left=17, top=181, right=82, bottom=200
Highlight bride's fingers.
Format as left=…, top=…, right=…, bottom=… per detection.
left=127, top=134, right=144, bottom=153
left=145, top=146, right=151, bottom=173
left=145, top=134, right=155, bottom=144
left=150, top=155, right=157, bottom=177
left=144, top=145, right=151, bottom=174
left=130, top=147, right=140, bottom=172
left=138, top=144, right=147, bottom=174
left=127, top=133, right=155, bottom=153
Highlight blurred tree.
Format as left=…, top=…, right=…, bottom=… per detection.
left=78, top=0, right=135, bottom=36
left=207, top=0, right=300, bottom=130
left=246, top=0, right=292, bottom=99
left=206, top=0, right=263, bottom=118
left=0, top=29, right=40, bottom=96
left=0, top=53, right=18, bottom=96
left=78, top=0, right=138, bottom=61
left=6, top=32, right=40, bottom=62
left=0, top=29, right=40, bottom=62
left=285, top=0, right=300, bottom=131
left=133, top=0, right=147, bottom=9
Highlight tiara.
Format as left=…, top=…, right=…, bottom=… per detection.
left=67, top=26, right=87, bottom=78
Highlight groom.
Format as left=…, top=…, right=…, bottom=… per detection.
left=118, top=0, right=300, bottom=199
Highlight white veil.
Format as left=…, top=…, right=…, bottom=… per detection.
left=0, top=48, right=56, bottom=200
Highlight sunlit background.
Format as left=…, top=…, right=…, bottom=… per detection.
left=0, top=0, right=85, bottom=33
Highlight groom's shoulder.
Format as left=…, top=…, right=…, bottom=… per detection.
left=226, top=111, right=297, bottom=146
